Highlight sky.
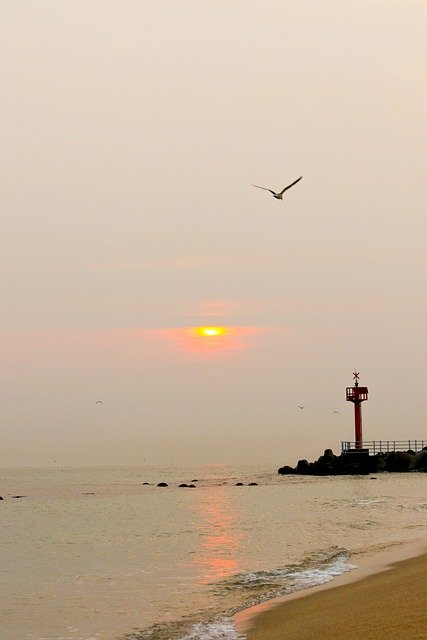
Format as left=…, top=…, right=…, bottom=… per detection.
left=1, top=1, right=427, bottom=468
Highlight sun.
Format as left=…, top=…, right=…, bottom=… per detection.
left=161, top=324, right=261, bottom=355
left=196, top=326, right=227, bottom=337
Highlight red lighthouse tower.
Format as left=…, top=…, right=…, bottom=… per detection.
left=346, top=371, right=368, bottom=449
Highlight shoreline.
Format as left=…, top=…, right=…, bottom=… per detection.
left=234, top=540, right=427, bottom=640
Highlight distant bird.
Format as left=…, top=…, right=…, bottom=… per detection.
left=297, top=405, right=305, bottom=410
left=96, top=400, right=103, bottom=404
left=253, top=176, right=302, bottom=200
left=332, top=410, right=340, bottom=414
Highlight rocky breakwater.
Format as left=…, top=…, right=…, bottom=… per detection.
left=278, top=447, right=427, bottom=476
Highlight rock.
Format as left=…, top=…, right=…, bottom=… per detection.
left=278, top=465, right=295, bottom=475
left=278, top=445, right=427, bottom=476
left=191, top=479, right=198, bottom=482
left=0, top=496, right=3, bottom=500
left=374, top=453, right=387, bottom=471
left=295, top=459, right=311, bottom=474
left=248, top=482, right=258, bottom=486
left=235, top=482, right=244, bottom=486
left=323, top=448, right=336, bottom=460
left=157, top=482, right=168, bottom=487
left=12, top=495, right=25, bottom=499
left=385, top=451, right=413, bottom=472
left=188, top=484, right=196, bottom=488
left=412, top=449, right=427, bottom=471
left=179, top=483, right=189, bottom=488
left=142, top=482, right=150, bottom=485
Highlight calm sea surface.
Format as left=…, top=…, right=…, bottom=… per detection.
left=0, top=465, right=426, bottom=640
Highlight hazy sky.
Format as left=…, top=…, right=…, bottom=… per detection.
left=2, top=1, right=427, bottom=468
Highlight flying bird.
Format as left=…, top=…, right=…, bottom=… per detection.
left=297, top=405, right=305, bottom=410
left=332, top=410, right=340, bottom=414
left=96, top=400, right=103, bottom=404
left=253, top=176, right=302, bottom=200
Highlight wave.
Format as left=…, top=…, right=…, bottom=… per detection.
left=126, top=547, right=356, bottom=640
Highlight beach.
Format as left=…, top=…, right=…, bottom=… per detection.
left=1, top=466, right=426, bottom=640
left=235, top=543, right=427, bottom=640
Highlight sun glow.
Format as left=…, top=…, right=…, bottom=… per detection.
left=156, top=324, right=264, bottom=356
left=196, top=326, right=227, bottom=337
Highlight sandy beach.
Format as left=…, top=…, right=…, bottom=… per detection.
left=235, top=542, right=427, bottom=640
left=3, top=468, right=425, bottom=640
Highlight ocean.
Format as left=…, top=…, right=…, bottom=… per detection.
left=0, top=465, right=426, bottom=640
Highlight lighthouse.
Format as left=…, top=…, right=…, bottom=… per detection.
left=346, top=371, right=368, bottom=448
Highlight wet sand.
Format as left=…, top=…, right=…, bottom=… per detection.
left=235, top=542, right=427, bottom=640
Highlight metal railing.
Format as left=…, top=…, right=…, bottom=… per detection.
left=341, top=440, right=427, bottom=455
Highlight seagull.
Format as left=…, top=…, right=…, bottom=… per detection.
left=297, top=405, right=305, bottom=410
left=253, top=176, right=302, bottom=200
left=332, top=410, right=340, bottom=414
left=96, top=400, right=103, bottom=404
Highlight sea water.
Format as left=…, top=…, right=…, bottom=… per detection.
left=0, top=465, right=425, bottom=640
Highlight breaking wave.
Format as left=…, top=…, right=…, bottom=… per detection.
left=126, top=547, right=356, bottom=640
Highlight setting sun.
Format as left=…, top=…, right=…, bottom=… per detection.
left=196, top=326, right=227, bottom=337
left=157, top=324, right=262, bottom=356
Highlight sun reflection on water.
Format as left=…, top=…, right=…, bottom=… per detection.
left=191, top=487, right=243, bottom=584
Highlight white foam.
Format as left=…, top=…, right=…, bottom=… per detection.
left=224, top=554, right=355, bottom=592
left=288, top=556, right=356, bottom=590
left=177, top=557, right=356, bottom=640
left=180, top=619, right=244, bottom=640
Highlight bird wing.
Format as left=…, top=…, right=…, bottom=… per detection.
left=279, top=176, right=302, bottom=195
left=252, top=185, right=277, bottom=195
